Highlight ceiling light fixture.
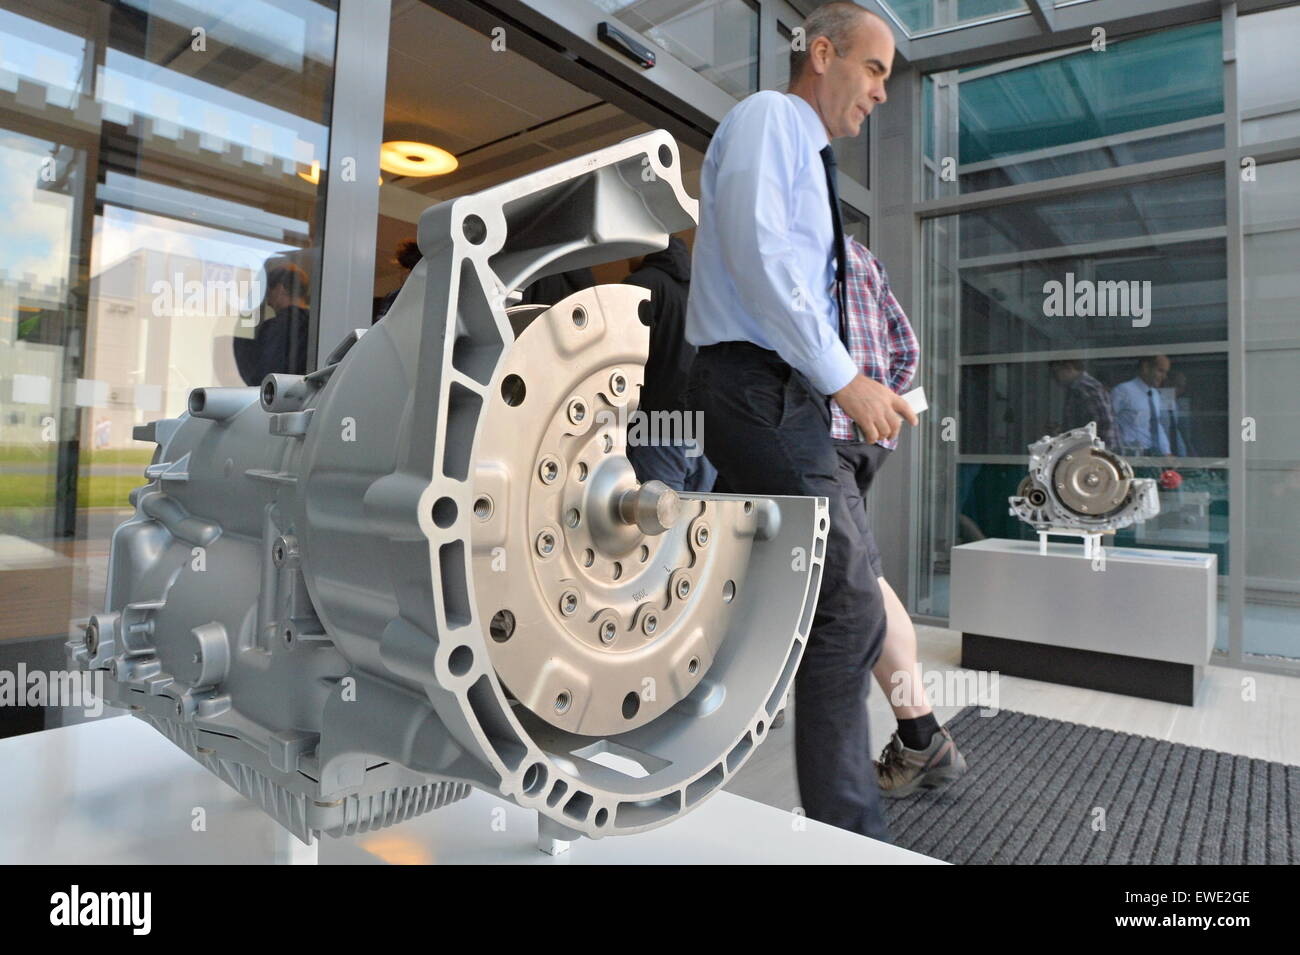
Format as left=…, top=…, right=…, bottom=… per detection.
left=379, top=140, right=457, bottom=177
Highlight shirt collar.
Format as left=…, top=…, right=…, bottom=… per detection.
left=786, top=93, right=831, bottom=149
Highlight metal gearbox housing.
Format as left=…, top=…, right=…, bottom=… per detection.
left=1008, top=422, right=1159, bottom=534
left=68, top=132, right=829, bottom=844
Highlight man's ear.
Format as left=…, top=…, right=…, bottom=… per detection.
left=809, top=34, right=835, bottom=75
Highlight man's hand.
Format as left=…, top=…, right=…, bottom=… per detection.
left=832, top=374, right=919, bottom=443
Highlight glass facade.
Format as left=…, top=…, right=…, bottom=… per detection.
left=914, top=10, right=1300, bottom=665
left=913, top=21, right=1234, bottom=648
left=923, top=21, right=1224, bottom=198
left=1, top=0, right=1295, bottom=732
left=597, top=0, right=761, bottom=98
left=0, top=0, right=337, bottom=707
left=880, top=0, right=1028, bottom=36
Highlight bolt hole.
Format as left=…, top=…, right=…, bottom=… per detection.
left=602, top=434, right=613, bottom=453
left=565, top=508, right=581, bottom=528
left=577, top=462, right=589, bottom=482
left=583, top=549, right=595, bottom=567
left=555, top=690, right=572, bottom=714
left=722, top=579, right=736, bottom=603
left=571, top=306, right=587, bottom=328
left=523, top=762, right=548, bottom=795
left=640, top=544, right=649, bottom=562
left=462, top=214, right=487, bottom=244
left=612, top=561, right=622, bottom=580
left=473, top=496, right=493, bottom=520
left=448, top=644, right=473, bottom=676
left=658, top=143, right=673, bottom=167
left=622, top=691, right=641, bottom=719
left=490, top=609, right=516, bottom=643
left=431, top=496, right=457, bottom=528
left=595, top=807, right=609, bottom=826
left=756, top=720, right=765, bottom=735
left=501, top=374, right=526, bottom=407
left=744, top=500, right=753, bottom=514
left=688, top=656, right=700, bottom=674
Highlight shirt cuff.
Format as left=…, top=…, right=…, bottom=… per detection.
left=805, top=339, right=859, bottom=396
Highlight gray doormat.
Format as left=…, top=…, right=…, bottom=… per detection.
left=882, top=707, right=1300, bottom=864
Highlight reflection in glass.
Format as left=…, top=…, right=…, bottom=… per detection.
left=0, top=0, right=337, bottom=726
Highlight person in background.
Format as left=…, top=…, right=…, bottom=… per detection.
left=519, top=266, right=596, bottom=308
left=234, top=263, right=311, bottom=386
left=623, top=236, right=716, bottom=492
left=374, top=238, right=422, bottom=322
left=1049, top=358, right=1117, bottom=447
left=1165, top=367, right=1196, bottom=457
left=1111, top=355, right=1174, bottom=457
left=828, top=234, right=967, bottom=797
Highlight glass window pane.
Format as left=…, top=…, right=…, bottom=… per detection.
left=1244, top=163, right=1300, bottom=659
left=916, top=195, right=1229, bottom=619
left=924, top=22, right=1223, bottom=198
left=959, top=172, right=1224, bottom=259
left=597, top=0, right=759, bottom=100
left=959, top=354, right=1229, bottom=459
left=0, top=0, right=337, bottom=733
left=879, top=0, right=1027, bottom=36
left=1243, top=159, right=1300, bottom=345
left=1239, top=5, right=1300, bottom=146
left=765, top=21, right=792, bottom=92
left=959, top=238, right=1227, bottom=356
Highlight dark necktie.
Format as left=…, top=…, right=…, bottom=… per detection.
left=1147, top=388, right=1161, bottom=454
left=819, top=144, right=848, bottom=346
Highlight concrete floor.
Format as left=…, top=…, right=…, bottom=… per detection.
left=724, top=622, right=1300, bottom=813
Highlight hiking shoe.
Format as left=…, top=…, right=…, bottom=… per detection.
left=875, top=726, right=967, bottom=798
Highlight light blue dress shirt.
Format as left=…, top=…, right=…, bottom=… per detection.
left=685, top=91, right=858, bottom=396
left=1111, top=376, right=1172, bottom=454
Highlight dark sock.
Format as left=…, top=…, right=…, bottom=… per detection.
left=897, top=713, right=940, bottom=751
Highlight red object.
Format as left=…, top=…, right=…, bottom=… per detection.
left=1159, top=469, right=1182, bottom=491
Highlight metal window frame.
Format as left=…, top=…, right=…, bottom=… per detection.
left=313, top=0, right=392, bottom=370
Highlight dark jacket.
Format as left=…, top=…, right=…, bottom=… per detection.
left=623, top=237, right=693, bottom=415
left=233, top=305, right=310, bottom=385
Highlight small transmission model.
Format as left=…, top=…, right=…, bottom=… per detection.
left=1009, top=422, right=1159, bottom=555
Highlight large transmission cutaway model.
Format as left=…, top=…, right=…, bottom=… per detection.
left=1008, top=422, right=1159, bottom=555
left=67, top=132, right=828, bottom=846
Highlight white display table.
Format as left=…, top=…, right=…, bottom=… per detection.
left=0, top=714, right=940, bottom=865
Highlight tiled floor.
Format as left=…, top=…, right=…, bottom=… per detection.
left=724, top=623, right=1300, bottom=813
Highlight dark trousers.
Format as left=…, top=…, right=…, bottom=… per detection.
left=686, top=341, right=891, bottom=842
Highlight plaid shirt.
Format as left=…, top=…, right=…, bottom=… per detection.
left=1063, top=372, right=1118, bottom=449
left=829, top=237, right=920, bottom=447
